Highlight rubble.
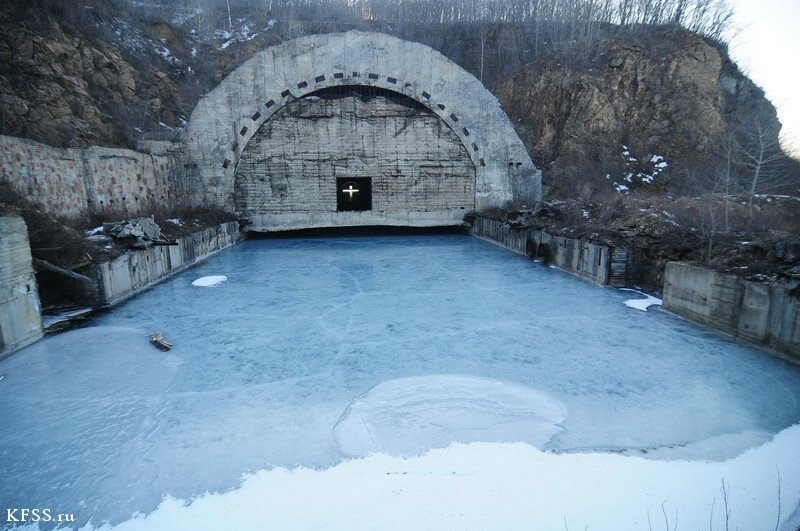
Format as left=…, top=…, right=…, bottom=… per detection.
left=102, top=217, right=172, bottom=249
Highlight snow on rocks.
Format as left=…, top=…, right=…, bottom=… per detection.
left=620, top=288, right=663, bottom=311
left=333, top=375, right=567, bottom=458
left=613, top=182, right=629, bottom=194
left=84, top=226, right=105, bottom=236
left=191, top=275, right=227, bottom=287
left=610, top=147, right=669, bottom=193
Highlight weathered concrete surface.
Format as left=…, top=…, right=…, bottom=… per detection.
left=235, top=91, right=476, bottom=231
left=470, top=216, right=628, bottom=286
left=663, top=262, right=800, bottom=359
left=0, top=212, right=43, bottom=358
left=79, top=222, right=242, bottom=305
left=184, top=31, right=540, bottom=224
left=0, top=135, right=191, bottom=220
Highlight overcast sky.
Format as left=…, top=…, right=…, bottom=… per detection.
left=729, top=0, right=800, bottom=153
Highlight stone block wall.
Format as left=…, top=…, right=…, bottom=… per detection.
left=80, top=222, right=242, bottom=304
left=470, top=216, right=628, bottom=286
left=663, top=262, right=800, bottom=358
left=0, top=212, right=43, bottom=358
left=0, top=135, right=194, bottom=221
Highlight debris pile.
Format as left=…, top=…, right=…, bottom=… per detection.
left=86, top=217, right=176, bottom=249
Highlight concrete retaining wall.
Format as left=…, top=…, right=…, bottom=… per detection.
left=470, top=216, right=629, bottom=286
left=663, top=262, right=800, bottom=358
left=80, top=222, right=242, bottom=305
left=0, top=213, right=43, bottom=358
left=0, top=135, right=193, bottom=220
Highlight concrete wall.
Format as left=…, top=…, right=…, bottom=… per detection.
left=80, top=222, right=242, bottom=304
left=184, top=31, right=541, bottom=216
left=0, top=212, right=43, bottom=358
left=0, top=135, right=192, bottom=220
left=470, top=216, right=629, bottom=286
left=235, top=91, right=475, bottom=231
left=663, top=262, right=800, bottom=358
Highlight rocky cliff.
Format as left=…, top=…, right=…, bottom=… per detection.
left=0, top=1, right=186, bottom=148
left=495, top=27, right=781, bottom=196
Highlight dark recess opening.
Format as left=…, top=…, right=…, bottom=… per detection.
left=307, top=85, right=427, bottom=111
left=337, top=177, right=372, bottom=211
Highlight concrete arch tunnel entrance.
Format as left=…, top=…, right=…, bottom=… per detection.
left=183, top=31, right=541, bottom=232
left=233, top=85, right=477, bottom=230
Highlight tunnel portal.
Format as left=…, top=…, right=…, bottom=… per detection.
left=184, top=31, right=541, bottom=232
left=234, top=86, right=476, bottom=230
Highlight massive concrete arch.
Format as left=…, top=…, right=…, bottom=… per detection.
left=183, top=30, right=541, bottom=228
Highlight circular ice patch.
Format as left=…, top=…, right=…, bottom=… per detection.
left=334, top=375, right=567, bottom=458
left=191, top=275, right=227, bottom=287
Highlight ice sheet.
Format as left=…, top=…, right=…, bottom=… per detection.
left=2, top=234, right=800, bottom=526
left=191, top=275, right=227, bottom=287
left=334, top=375, right=567, bottom=457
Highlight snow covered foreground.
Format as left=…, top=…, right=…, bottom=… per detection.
left=99, top=425, right=800, bottom=530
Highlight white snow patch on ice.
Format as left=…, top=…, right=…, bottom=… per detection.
left=102, top=424, right=800, bottom=531
left=620, top=288, right=662, bottom=311
left=191, top=275, right=227, bottom=287
left=334, top=375, right=567, bottom=458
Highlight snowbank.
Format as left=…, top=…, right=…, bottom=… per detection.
left=100, top=425, right=800, bottom=530
left=334, top=375, right=567, bottom=457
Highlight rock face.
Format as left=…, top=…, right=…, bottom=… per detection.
left=495, top=28, right=781, bottom=196
left=0, top=2, right=183, bottom=148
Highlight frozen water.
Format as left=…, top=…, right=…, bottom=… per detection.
left=2, top=234, right=800, bottom=527
left=191, top=275, right=227, bottom=287
left=620, top=288, right=662, bottom=311
left=334, top=375, right=567, bottom=457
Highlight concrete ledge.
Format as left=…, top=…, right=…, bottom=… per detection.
left=663, top=262, right=800, bottom=359
left=470, top=216, right=628, bottom=286
left=246, top=209, right=470, bottom=232
left=0, top=214, right=43, bottom=359
left=81, top=222, right=243, bottom=305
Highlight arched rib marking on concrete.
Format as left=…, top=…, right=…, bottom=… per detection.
left=184, top=30, right=541, bottom=211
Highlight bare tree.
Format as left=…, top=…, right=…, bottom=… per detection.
left=735, top=114, right=793, bottom=215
